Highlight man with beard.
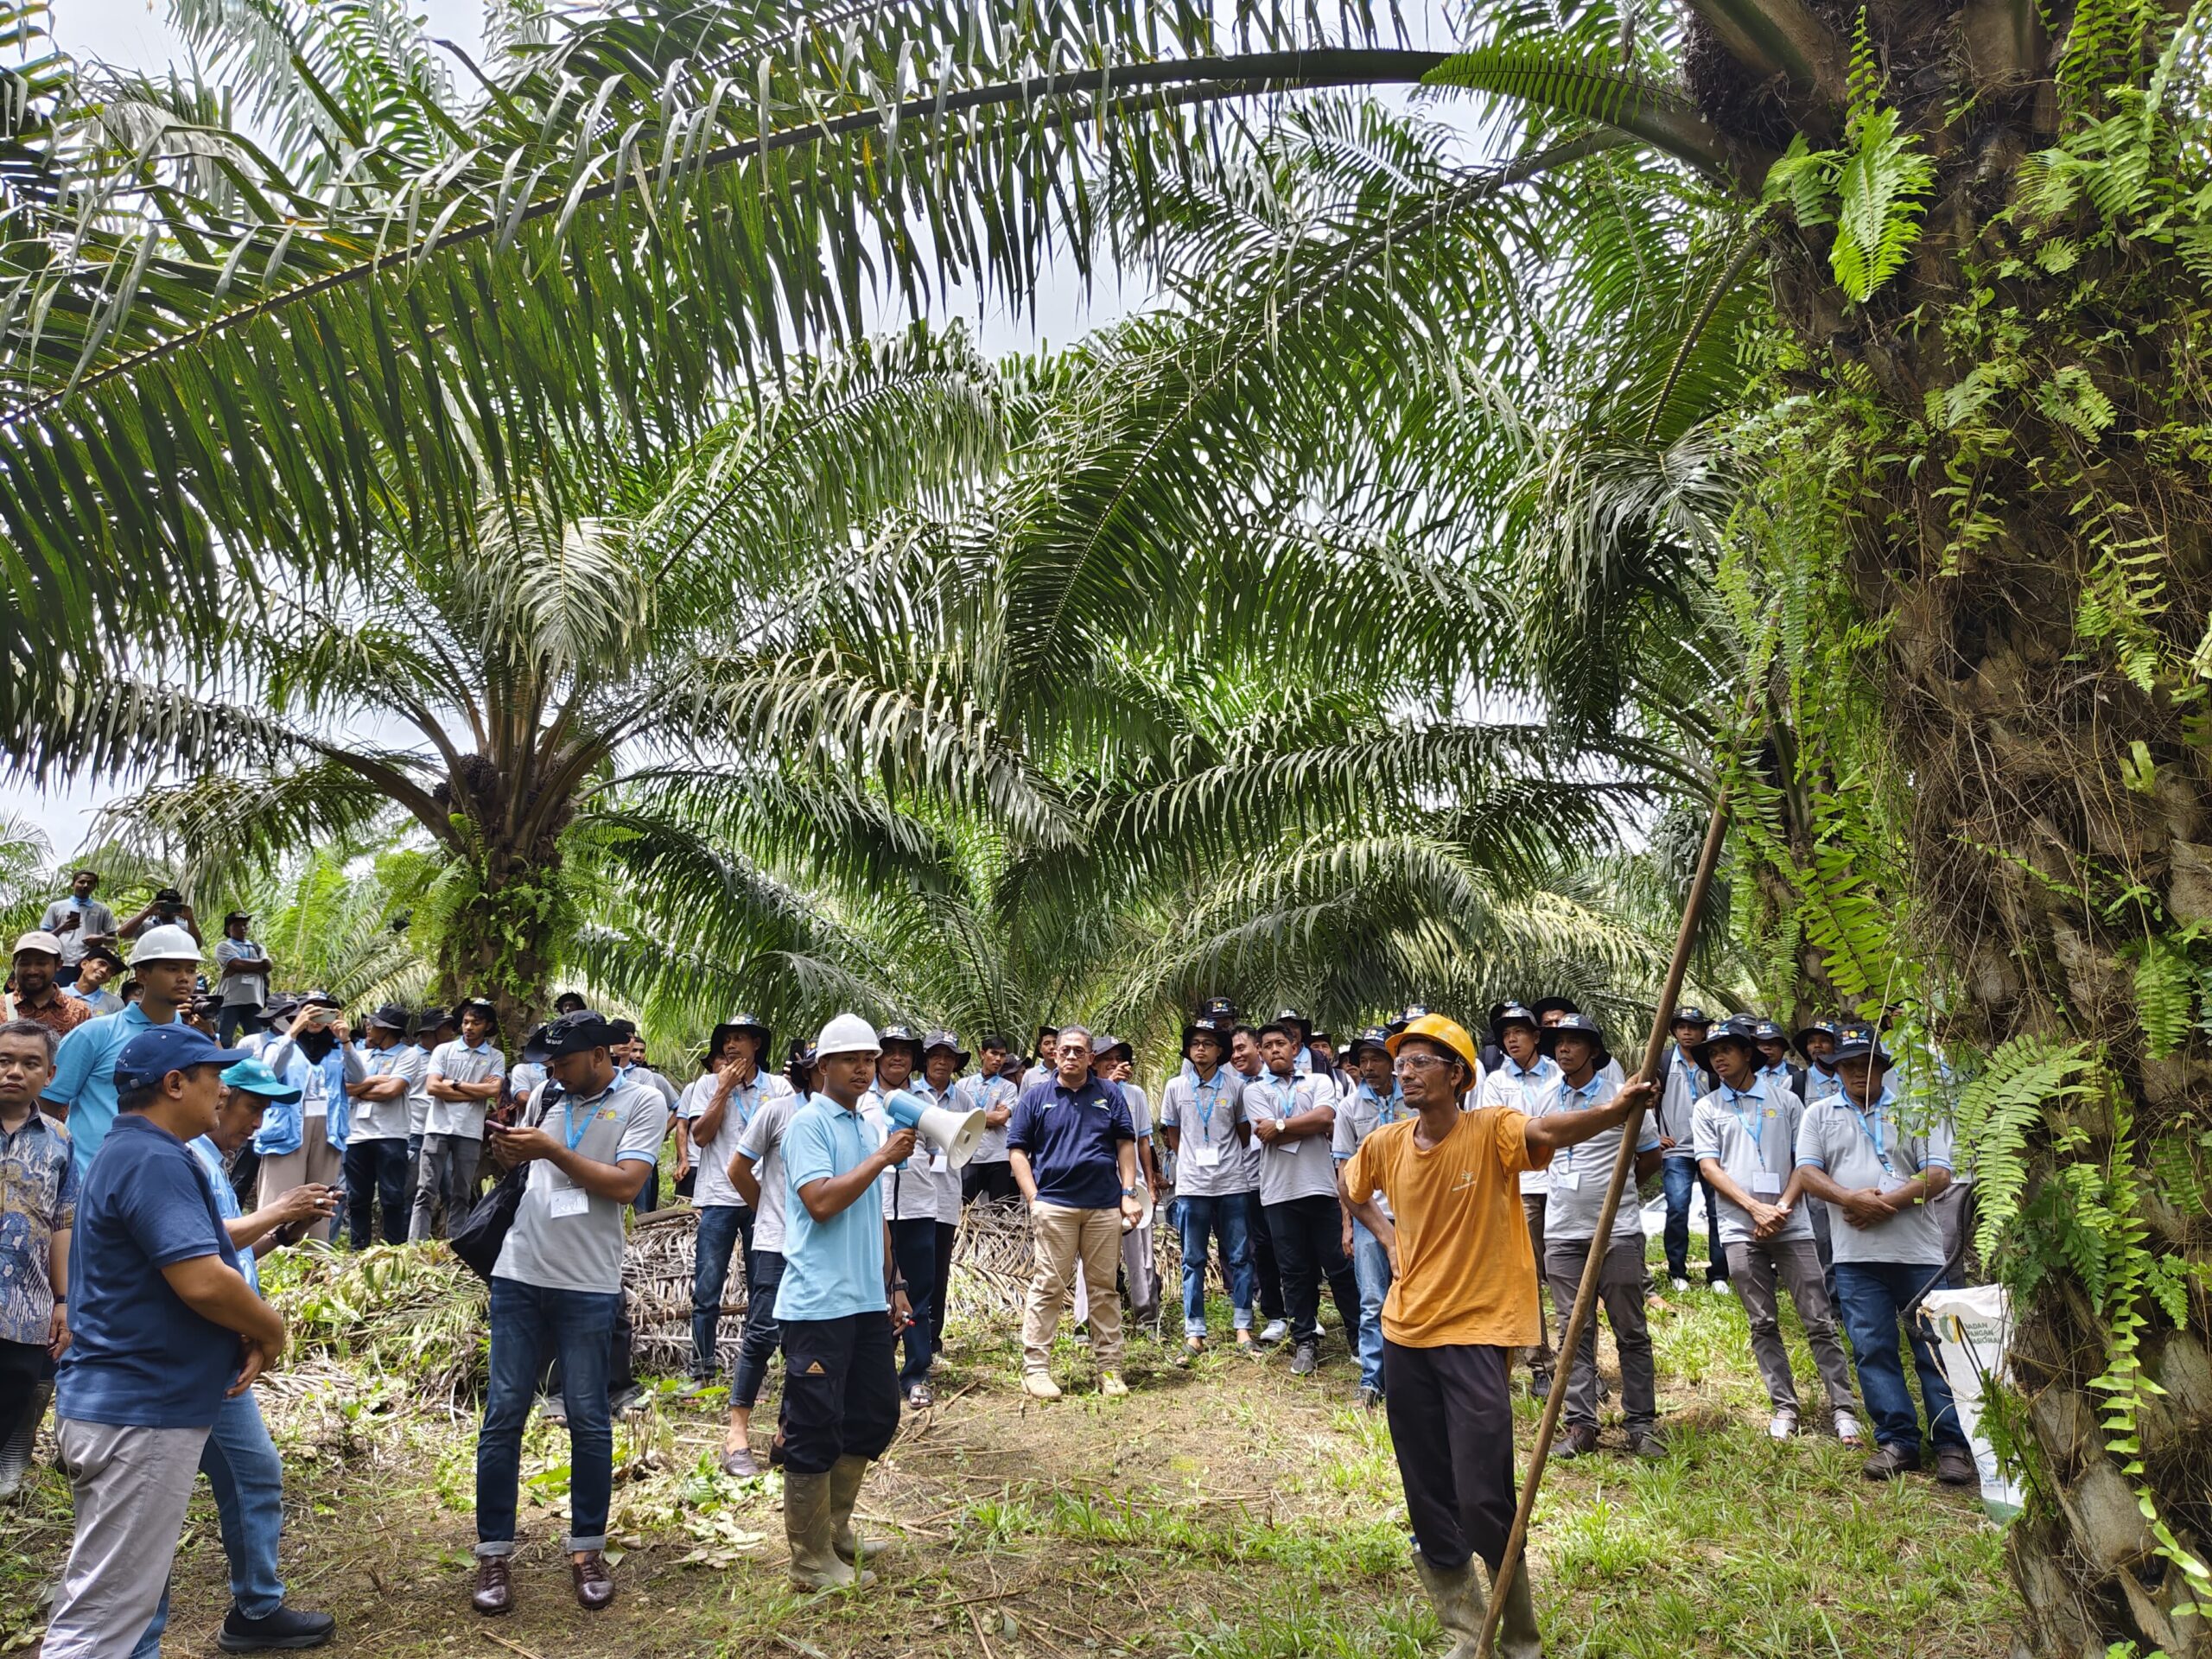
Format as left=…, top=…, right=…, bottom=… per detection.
left=7, top=931, right=89, bottom=1041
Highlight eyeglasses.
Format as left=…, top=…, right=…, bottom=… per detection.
left=1392, top=1053, right=1454, bottom=1075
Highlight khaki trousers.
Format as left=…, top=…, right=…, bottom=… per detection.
left=1022, top=1202, right=1125, bottom=1371
left=257, top=1114, right=341, bottom=1243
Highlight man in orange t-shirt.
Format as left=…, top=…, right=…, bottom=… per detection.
left=1341, top=1014, right=1656, bottom=1659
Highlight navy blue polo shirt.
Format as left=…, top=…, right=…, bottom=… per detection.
left=1007, top=1077, right=1135, bottom=1209
left=59, top=1114, right=245, bottom=1429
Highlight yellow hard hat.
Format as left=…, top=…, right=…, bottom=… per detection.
left=1386, top=1014, right=1481, bottom=1081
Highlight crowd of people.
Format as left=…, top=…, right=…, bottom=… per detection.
left=0, top=869, right=1980, bottom=1657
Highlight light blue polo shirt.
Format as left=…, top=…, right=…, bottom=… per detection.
left=43, top=1005, right=182, bottom=1178
left=774, top=1093, right=889, bottom=1322
left=188, top=1135, right=257, bottom=1295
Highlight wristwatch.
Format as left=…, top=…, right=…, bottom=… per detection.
left=1122, top=1184, right=1141, bottom=1196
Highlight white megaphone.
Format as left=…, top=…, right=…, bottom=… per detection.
left=882, top=1089, right=988, bottom=1170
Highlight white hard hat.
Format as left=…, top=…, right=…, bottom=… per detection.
left=128, top=924, right=203, bottom=966
left=813, top=1013, right=881, bottom=1058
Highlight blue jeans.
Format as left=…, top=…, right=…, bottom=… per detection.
left=1662, top=1156, right=1730, bottom=1283
left=130, top=1389, right=286, bottom=1653
left=1832, top=1261, right=1966, bottom=1456
left=476, top=1278, right=621, bottom=1554
left=690, top=1205, right=754, bottom=1382
left=1351, top=1219, right=1392, bottom=1393
left=1172, top=1193, right=1255, bottom=1338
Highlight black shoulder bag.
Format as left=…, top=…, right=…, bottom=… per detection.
left=448, top=1084, right=558, bottom=1281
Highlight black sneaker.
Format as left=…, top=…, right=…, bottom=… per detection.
left=1290, top=1341, right=1319, bottom=1376
left=218, top=1605, right=338, bottom=1651
left=608, top=1383, right=646, bottom=1417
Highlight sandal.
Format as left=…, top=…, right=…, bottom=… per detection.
left=1176, top=1337, right=1204, bottom=1368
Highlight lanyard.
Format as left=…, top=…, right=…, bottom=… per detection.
left=1188, top=1071, right=1228, bottom=1136
left=1557, top=1077, right=1605, bottom=1171
left=562, top=1091, right=609, bottom=1153
left=1361, top=1084, right=1402, bottom=1127
left=1725, top=1089, right=1765, bottom=1155
left=1262, top=1075, right=1299, bottom=1122
left=1847, top=1099, right=1896, bottom=1173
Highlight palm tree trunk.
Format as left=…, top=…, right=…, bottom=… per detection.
left=1766, top=217, right=2212, bottom=1649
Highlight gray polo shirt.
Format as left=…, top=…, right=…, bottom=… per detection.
left=685, top=1069, right=794, bottom=1211
left=353, top=1043, right=426, bottom=1142
left=1332, top=1082, right=1406, bottom=1218
left=1244, top=1071, right=1338, bottom=1206
left=1690, top=1077, right=1811, bottom=1245
left=425, top=1039, right=505, bottom=1139
left=734, top=1090, right=800, bottom=1255
left=213, top=937, right=270, bottom=1009
left=1158, top=1068, right=1249, bottom=1198
left=1537, top=1071, right=1660, bottom=1242
left=861, top=1086, right=955, bottom=1222
left=493, top=1077, right=665, bottom=1294
left=40, top=897, right=117, bottom=967
left=1795, top=1085, right=1954, bottom=1266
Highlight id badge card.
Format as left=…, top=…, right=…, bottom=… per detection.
left=1751, top=1172, right=1784, bottom=1196
left=1552, top=1170, right=1581, bottom=1192
left=1277, top=1128, right=1298, bottom=1154
left=549, top=1187, right=590, bottom=1218
left=930, top=1150, right=950, bottom=1173
left=1191, top=1145, right=1222, bottom=1169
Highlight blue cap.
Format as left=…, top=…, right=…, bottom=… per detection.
left=219, top=1056, right=302, bottom=1103
left=114, top=1026, right=251, bottom=1094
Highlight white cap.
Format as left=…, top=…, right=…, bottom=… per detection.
left=813, top=1013, right=881, bottom=1058
left=128, top=924, right=203, bottom=966
left=12, top=931, right=65, bottom=958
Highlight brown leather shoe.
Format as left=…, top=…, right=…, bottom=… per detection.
left=571, top=1551, right=615, bottom=1611
left=1862, top=1442, right=1917, bottom=1481
left=1553, top=1423, right=1601, bottom=1460
left=471, top=1556, right=513, bottom=1617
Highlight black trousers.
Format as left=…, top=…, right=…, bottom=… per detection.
left=1383, top=1340, right=1518, bottom=1572
left=888, top=1217, right=939, bottom=1389
left=779, top=1313, right=901, bottom=1475
left=343, top=1137, right=411, bottom=1247
left=931, top=1219, right=957, bottom=1354
left=1265, top=1193, right=1362, bottom=1345
left=1242, top=1190, right=1287, bottom=1322
left=0, top=1338, right=52, bottom=1465
left=963, top=1160, right=1019, bottom=1203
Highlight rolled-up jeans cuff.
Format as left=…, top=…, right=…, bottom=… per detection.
left=565, top=1532, right=607, bottom=1554
left=474, top=1540, right=517, bottom=1560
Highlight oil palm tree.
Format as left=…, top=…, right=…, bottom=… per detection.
left=13, top=0, right=2212, bottom=1637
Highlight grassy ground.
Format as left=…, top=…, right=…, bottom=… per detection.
left=0, top=1249, right=2018, bottom=1658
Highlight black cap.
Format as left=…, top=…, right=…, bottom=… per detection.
left=711, top=1013, right=772, bottom=1059
left=454, top=997, right=497, bottom=1024
left=1751, top=1019, right=1790, bottom=1051
left=1670, top=1005, right=1713, bottom=1030
left=1829, top=1023, right=1891, bottom=1065
left=1197, top=995, right=1239, bottom=1025
left=877, top=1025, right=925, bottom=1060
left=1092, top=1033, right=1133, bottom=1064
left=223, top=910, right=252, bottom=924
left=1181, top=1014, right=1233, bottom=1055
left=524, top=1010, right=620, bottom=1063
left=1345, top=1026, right=1392, bottom=1062
left=1537, top=1012, right=1611, bottom=1071
left=1306, top=1029, right=1333, bottom=1048
left=1688, top=1013, right=1764, bottom=1065
left=1491, top=1003, right=1541, bottom=1042
left=1796, top=1018, right=1843, bottom=1054
left=366, top=1002, right=412, bottom=1033
left=920, top=1027, right=970, bottom=1065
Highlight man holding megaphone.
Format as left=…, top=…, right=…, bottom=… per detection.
left=774, top=1015, right=916, bottom=1591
